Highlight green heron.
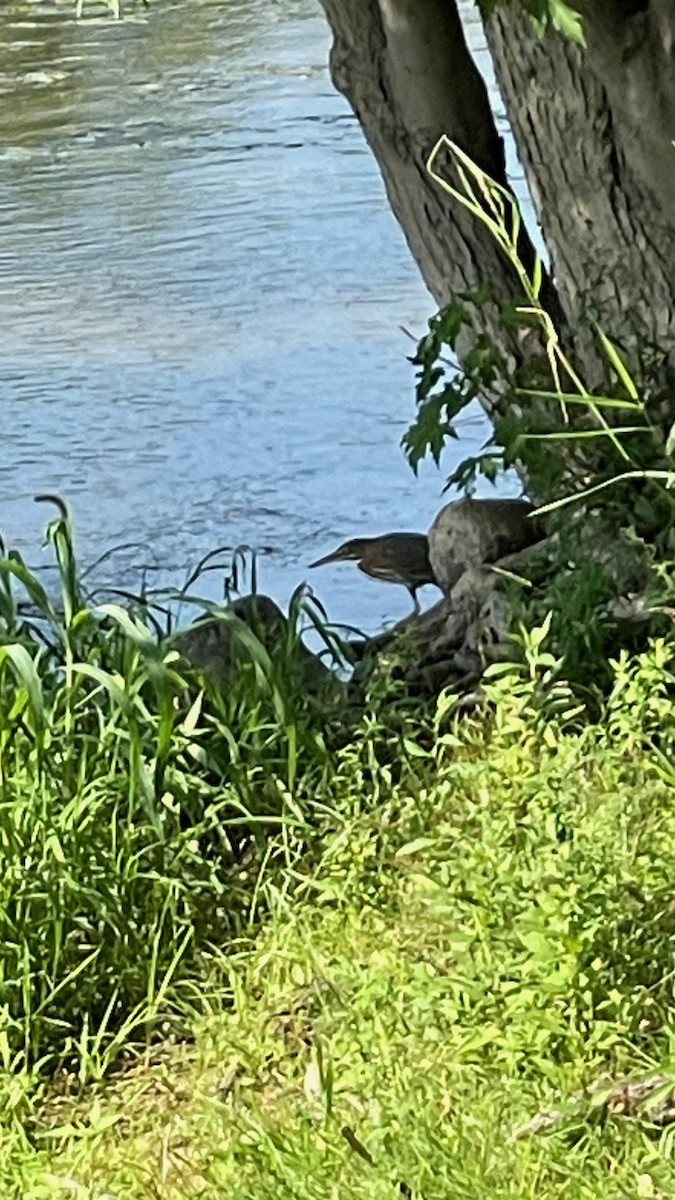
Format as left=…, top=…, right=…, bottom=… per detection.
left=310, top=533, right=438, bottom=614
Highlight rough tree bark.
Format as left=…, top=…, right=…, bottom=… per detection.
left=318, top=0, right=675, bottom=371
left=486, top=0, right=675, bottom=354
left=317, top=0, right=563, bottom=378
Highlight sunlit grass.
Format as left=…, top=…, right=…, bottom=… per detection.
left=6, top=696, right=675, bottom=1199
left=4, top=502, right=675, bottom=1197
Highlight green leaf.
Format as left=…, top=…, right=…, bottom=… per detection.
left=522, top=426, right=647, bottom=441
left=595, top=328, right=639, bottom=399
left=531, top=253, right=543, bottom=299
left=72, top=662, right=128, bottom=708
left=0, top=555, right=57, bottom=623
left=515, top=388, right=641, bottom=410
left=395, top=837, right=439, bottom=858
left=93, top=604, right=155, bottom=648
left=180, top=691, right=204, bottom=737
left=549, top=0, right=585, bottom=44
left=402, top=737, right=428, bottom=758
left=535, top=469, right=675, bottom=514
left=0, top=644, right=45, bottom=731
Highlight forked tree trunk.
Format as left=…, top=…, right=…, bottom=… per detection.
left=318, top=0, right=675, bottom=381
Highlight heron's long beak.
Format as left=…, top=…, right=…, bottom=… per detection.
left=309, top=547, right=344, bottom=568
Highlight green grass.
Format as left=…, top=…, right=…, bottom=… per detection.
left=4, top=652, right=675, bottom=1197
left=4, top=503, right=675, bottom=1196
left=0, top=500, right=345, bottom=1076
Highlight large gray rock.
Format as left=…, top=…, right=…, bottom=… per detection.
left=172, top=594, right=341, bottom=699
left=428, top=497, right=544, bottom=595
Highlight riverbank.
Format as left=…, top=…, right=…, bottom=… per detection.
left=3, top=601, right=675, bottom=1197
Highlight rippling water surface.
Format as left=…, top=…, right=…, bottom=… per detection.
left=0, top=0, right=523, bottom=630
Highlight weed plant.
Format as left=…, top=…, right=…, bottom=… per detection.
left=0, top=499, right=346, bottom=1079
left=403, top=138, right=675, bottom=686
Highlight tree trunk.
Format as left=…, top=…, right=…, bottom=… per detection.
left=316, top=0, right=675, bottom=690
left=317, top=0, right=562, bottom=379
left=485, top=0, right=675, bottom=360
left=318, top=0, right=675, bottom=378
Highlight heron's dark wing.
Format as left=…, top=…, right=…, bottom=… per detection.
left=379, top=534, right=437, bottom=587
left=357, top=560, right=406, bottom=586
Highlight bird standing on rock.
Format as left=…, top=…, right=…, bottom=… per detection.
left=310, top=500, right=546, bottom=616
left=310, top=533, right=438, bottom=615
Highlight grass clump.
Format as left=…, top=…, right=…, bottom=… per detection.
left=5, top=649, right=675, bottom=1199
left=0, top=499, right=340, bottom=1078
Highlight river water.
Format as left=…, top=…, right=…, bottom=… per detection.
left=0, top=0, right=524, bottom=632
